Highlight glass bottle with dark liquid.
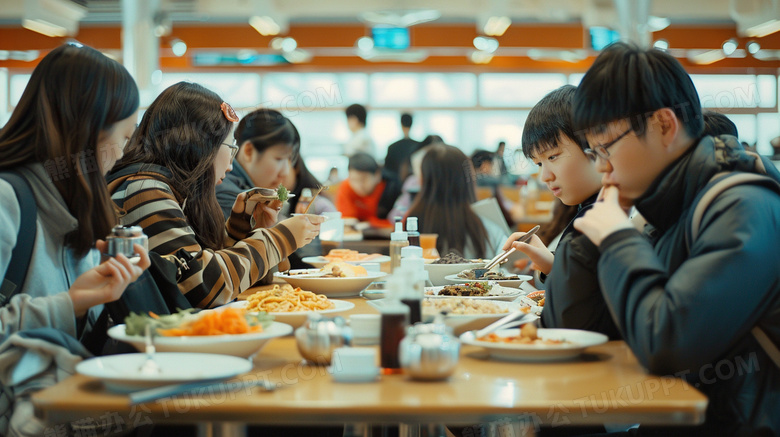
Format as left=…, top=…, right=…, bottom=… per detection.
left=406, top=216, right=420, bottom=247
left=380, top=276, right=410, bottom=374
left=399, top=255, right=425, bottom=324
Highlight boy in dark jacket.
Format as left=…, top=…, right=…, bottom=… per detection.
left=502, top=85, right=622, bottom=339
left=571, top=42, right=780, bottom=436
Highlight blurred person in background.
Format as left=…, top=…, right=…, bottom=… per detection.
left=335, top=152, right=401, bottom=227
left=406, top=144, right=508, bottom=259
left=383, top=112, right=420, bottom=182
left=343, top=103, right=375, bottom=158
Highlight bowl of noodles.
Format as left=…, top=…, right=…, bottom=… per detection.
left=227, top=284, right=356, bottom=328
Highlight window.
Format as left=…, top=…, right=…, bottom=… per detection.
left=9, top=74, right=31, bottom=108
left=691, top=74, right=776, bottom=109
left=370, top=73, right=476, bottom=107
left=479, top=73, right=567, bottom=107
left=262, top=73, right=365, bottom=111
left=160, top=73, right=262, bottom=109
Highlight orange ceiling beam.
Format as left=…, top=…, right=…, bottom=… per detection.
left=1, top=23, right=779, bottom=71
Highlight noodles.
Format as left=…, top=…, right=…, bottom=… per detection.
left=245, top=284, right=335, bottom=313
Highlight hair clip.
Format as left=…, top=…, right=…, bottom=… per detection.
left=221, top=102, right=239, bottom=123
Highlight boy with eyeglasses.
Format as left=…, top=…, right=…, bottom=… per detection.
left=571, top=42, right=780, bottom=436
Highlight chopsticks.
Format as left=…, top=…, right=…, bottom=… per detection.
left=302, top=185, right=326, bottom=214
left=482, top=225, right=541, bottom=272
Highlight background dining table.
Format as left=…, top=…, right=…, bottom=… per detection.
left=32, top=295, right=708, bottom=437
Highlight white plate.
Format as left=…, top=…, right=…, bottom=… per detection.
left=225, top=299, right=355, bottom=328
left=443, top=274, right=533, bottom=288
left=423, top=284, right=524, bottom=302
left=76, top=352, right=252, bottom=393
left=274, top=269, right=387, bottom=297
left=460, top=328, right=609, bottom=362
left=107, top=322, right=293, bottom=358
left=302, top=255, right=391, bottom=268
left=424, top=262, right=485, bottom=286
left=368, top=298, right=540, bottom=335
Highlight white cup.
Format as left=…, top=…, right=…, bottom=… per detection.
left=349, top=314, right=381, bottom=346
left=329, top=347, right=377, bottom=373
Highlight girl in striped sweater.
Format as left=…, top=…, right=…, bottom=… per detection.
left=107, top=82, right=323, bottom=309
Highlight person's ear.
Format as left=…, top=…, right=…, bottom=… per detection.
left=653, top=108, right=680, bottom=148
left=239, top=140, right=254, bottom=162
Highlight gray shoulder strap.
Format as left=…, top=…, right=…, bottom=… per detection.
left=690, top=172, right=772, bottom=243
left=752, top=327, right=780, bottom=369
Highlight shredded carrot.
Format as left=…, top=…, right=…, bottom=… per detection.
left=157, top=307, right=262, bottom=336
left=148, top=312, right=160, bottom=319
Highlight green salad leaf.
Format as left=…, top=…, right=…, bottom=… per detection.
left=124, top=308, right=198, bottom=336
left=276, top=183, right=289, bottom=202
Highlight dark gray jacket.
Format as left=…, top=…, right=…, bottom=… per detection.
left=545, top=135, right=780, bottom=436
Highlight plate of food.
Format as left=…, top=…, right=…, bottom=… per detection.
left=274, top=262, right=387, bottom=297
left=424, top=283, right=524, bottom=302
left=76, top=352, right=253, bottom=393
left=444, top=272, right=532, bottom=288
left=227, top=284, right=355, bottom=328
left=369, top=297, right=540, bottom=335
left=460, top=325, right=608, bottom=362
left=424, top=252, right=485, bottom=286
left=108, top=308, right=292, bottom=358
left=302, top=249, right=390, bottom=268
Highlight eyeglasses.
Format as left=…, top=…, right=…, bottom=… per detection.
left=584, top=127, right=633, bottom=161
left=222, top=140, right=239, bottom=161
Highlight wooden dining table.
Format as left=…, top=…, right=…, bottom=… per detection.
left=32, top=297, right=708, bottom=437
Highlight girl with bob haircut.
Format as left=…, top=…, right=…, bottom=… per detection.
left=406, top=144, right=507, bottom=259
left=0, top=43, right=150, bottom=435
left=216, top=108, right=302, bottom=219
left=108, top=82, right=322, bottom=309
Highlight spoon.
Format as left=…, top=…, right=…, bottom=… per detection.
left=139, top=324, right=161, bottom=375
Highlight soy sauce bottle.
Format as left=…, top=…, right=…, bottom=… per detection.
left=380, top=273, right=410, bottom=374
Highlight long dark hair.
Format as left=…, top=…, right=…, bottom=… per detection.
left=113, top=82, right=232, bottom=250
left=407, top=144, right=488, bottom=257
left=234, top=108, right=300, bottom=163
left=0, top=43, right=139, bottom=256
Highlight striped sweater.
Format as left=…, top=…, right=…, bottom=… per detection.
left=107, top=164, right=296, bottom=309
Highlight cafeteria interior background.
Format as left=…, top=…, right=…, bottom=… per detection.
left=1, top=0, right=779, bottom=182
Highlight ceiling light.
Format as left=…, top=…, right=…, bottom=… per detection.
left=688, top=49, right=726, bottom=65
left=282, top=49, right=312, bottom=64
left=356, top=37, right=374, bottom=52
left=249, top=15, right=281, bottom=36
left=745, top=19, right=780, bottom=37
left=359, top=9, right=441, bottom=27
left=647, top=16, right=671, bottom=32
left=747, top=40, right=761, bottom=54
left=722, top=38, right=738, bottom=55
left=22, top=0, right=86, bottom=37
left=483, top=16, right=511, bottom=36
left=473, top=36, right=499, bottom=53
left=653, top=39, right=669, bottom=51
left=171, top=39, right=187, bottom=57
left=470, top=50, right=494, bottom=64
left=527, top=49, right=588, bottom=63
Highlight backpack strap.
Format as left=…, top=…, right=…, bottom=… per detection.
left=687, top=171, right=780, bottom=369
left=0, top=171, right=38, bottom=306
left=687, top=172, right=775, bottom=249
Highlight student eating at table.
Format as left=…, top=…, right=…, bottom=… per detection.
left=0, top=43, right=150, bottom=436
left=335, top=152, right=401, bottom=228
left=570, top=42, right=780, bottom=436
left=501, top=85, right=620, bottom=340
left=406, top=144, right=508, bottom=259
left=107, top=82, right=323, bottom=309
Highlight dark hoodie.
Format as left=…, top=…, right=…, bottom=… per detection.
left=554, top=135, right=780, bottom=436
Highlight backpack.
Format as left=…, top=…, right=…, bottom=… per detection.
left=687, top=171, right=780, bottom=370
left=0, top=170, right=37, bottom=306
